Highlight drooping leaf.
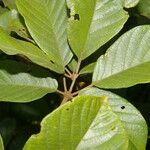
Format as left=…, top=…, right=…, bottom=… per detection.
left=0, top=60, right=58, bottom=102
left=0, top=27, right=63, bottom=73
left=67, top=0, right=136, bottom=60
left=137, top=0, right=150, bottom=19
left=23, top=95, right=108, bottom=150
left=79, top=87, right=148, bottom=150
left=0, top=135, right=4, bottom=150
left=2, top=0, right=17, bottom=9
left=80, top=62, right=96, bottom=75
left=24, top=93, right=147, bottom=150
left=93, top=25, right=150, bottom=89
left=16, top=0, right=72, bottom=67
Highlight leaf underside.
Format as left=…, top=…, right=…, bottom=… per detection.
left=0, top=60, right=58, bottom=102
left=93, top=25, right=150, bottom=89
left=16, top=0, right=72, bottom=68
left=23, top=93, right=147, bottom=150
left=67, top=0, right=131, bottom=60
left=79, top=87, right=147, bottom=150
left=0, top=27, right=63, bottom=73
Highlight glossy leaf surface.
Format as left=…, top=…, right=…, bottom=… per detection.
left=24, top=93, right=147, bottom=149
left=0, top=60, right=58, bottom=102
left=79, top=87, right=148, bottom=150
left=0, top=27, right=63, bottom=73
left=93, top=25, right=150, bottom=88
left=122, top=0, right=139, bottom=8
left=67, top=0, right=135, bottom=60
left=16, top=0, right=72, bottom=67
left=23, top=96, right=109, bottom=150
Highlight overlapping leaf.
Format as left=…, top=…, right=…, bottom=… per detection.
left=23, top=96, right=107, bottom=150
left=121, top=0, right=139, bottom=8
left=16, top=0, right=72, bottom=67
left=2, top=0, right=17, bottom=9
left=0, top=27, right=63, bottom=73
left=137, top=0, right=150, bottom=18
left=0, top=60, right=58, bottom=102
left=80, top=62, right=96, bottom=75
left=0, top=135, right=4, bottom=150
left=79, top=87, right=147, bottom=150
left=23, top=93, right=147, bottom=149
left=93, top=25, right=150, bottom=89
left=67, top=0, right=137, bottom=60
left=0, top=9, right=31, bottom=40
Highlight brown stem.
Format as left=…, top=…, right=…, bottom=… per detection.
left=65, top=67, right=72, bottom=76
left=56, top=90, right=64, bottom=95
left=72, top=83, right=94, bottom=96
left=63, top=77, right=67, bottom=91
left=69, top=59, right=81, bottom=92
left=64, top=73, right=71, bottom=79
left=61, top=97, right=68, bottom=105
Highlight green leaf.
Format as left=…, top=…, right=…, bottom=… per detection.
left=0, top=9, right=31, bottom=40
left=24, top=93, right=147, bottom=149
left=122, top=0, right=139, bottom=8
left=0, top=60, right=58, bottom=102
left=93, top=25, right=150, bottom=89
left=0, top=6, right=8, bottom=14
left=80, top=62, right=96, bottom=75
left=0, top=27, right=63, bottom=73
left=67, top=0, right=132, bottom=60
left=137, top=0, right=150, bottom=19
left=0, top=135, right=4, bottom=150
left=23, top=95, right=108, bottom=150
left=79, top=87, right=148, bottom=150
left=16, top=0, right=72, bottom=67
left=2, top=0, right=17, bottom=9
left=68, top=58, right=77, bottom=72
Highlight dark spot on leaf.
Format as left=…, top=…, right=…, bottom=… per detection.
left=66, top=108, right=69, bottom=111
left=111, top=127, right=116, bottom=130
left=50, top=60, right=54, bottom=64
left=67, top=8, right=71, bottom=18
left=121, top=106, right=125, bottom=109
left=22, top=28, right=25, bottom=31
left=74, top=14, right=80, bottom=20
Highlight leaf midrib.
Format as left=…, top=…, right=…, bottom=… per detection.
left=0, top=82, right=56, bottom=90
left=79, top=1, right=97, bottom=60
left=25, top=1, right=65, bottom=66
left=93, top=60, right=150, bottom=85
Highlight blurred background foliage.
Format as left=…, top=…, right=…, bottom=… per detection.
left=0, top=0, right=149, bottom=149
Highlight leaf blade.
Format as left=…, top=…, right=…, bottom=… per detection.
left=79, top=87, right=148, bottom=150
left=93, top=25, right=150, bottom=88
left=67, top=0, right=130, bottom=60
left=16, top=0, right=72, bottom=67
left=0, top=60, right=58, bottom=102
left=23, top=92, right=147, bottom=149
left=0, top=135, right=4, bottom=150
left=0, top=27, right=63, bottom=73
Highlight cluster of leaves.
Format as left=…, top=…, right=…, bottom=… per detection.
left=0, top=0, right=150, bottom=149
